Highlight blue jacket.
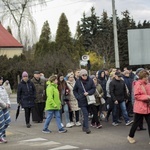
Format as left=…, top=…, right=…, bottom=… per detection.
left=17, top=79, right=36, bottom=108
left=73, top=77, right=96, bottom=107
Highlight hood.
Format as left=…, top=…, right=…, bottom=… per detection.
left=98, top=70, right=105, bottom=80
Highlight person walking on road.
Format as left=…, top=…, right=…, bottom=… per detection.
left=73, top=69, right=96, bottom=134
left=110, top=72, right=133, bottom=126
left=127, top=70, right=150, bottom=144
left=42, top=75, right=67, bottom=133
left=66, top=73, right=81, bottom=127
left=0, top=76, right=11, bottom=140
left=0, top=93, right=10, bottom=143
left=31, top=71, right=45, bottom=123
left=17, top=71, right=36, bottom=128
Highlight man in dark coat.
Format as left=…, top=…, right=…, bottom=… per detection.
left=17, top=71, right=36, bottom=128
left=110, top=72, right=133, bottom=126
left=31, top=71, right=46, bottom=123
left=73, top=69, right=95, bottom=134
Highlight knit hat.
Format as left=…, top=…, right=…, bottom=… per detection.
left=79, top=69, right=88, bottom=76
left=135, top=68, right=144, bottom=75
left=22, top=71, right=28, bottom=77
left=34, top=71, right=40, bottom=74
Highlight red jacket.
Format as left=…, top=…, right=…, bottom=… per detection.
left=133, top=79, right=150, bottom=114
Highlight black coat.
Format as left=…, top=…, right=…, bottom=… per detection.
left=73, top=77, right=96, bottom=107
left=17, top=79, right=36, bottom=108
left=109, top=78, right=128, bottom=103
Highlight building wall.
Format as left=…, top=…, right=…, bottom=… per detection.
left=0, top=47, right=23, bottom=58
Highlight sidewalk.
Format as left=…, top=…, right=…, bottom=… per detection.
left=10, top=93, right=17, bottom=104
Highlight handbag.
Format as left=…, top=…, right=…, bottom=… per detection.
left=100, top=97, right=106, bottom=105
left=81, top=82, right=96, bottom=105
left=96, top=89, right=105, bottom=105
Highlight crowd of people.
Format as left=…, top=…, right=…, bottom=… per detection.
left=0, top=66, right=150, bottom=144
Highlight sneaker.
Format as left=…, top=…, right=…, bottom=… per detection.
left=75, top=122, right=81, bottom=126
left=58, top=128, right=67, bottom=133
left=26, top=124, right=31, bottom=128
left=96, top=124, right=102, bottom=129
left=70, top=122, right=75, bottom=126
left=126, top=120, right=133, bottom=126
left=112, top=122, right=119, bottom=126
left=0, top=137, right=7, bottom=143
left=91, top=123, right=96, bottom=127
left=127, top=136, right=136, bottom=144
left=66, top=123, right=72, bottom=128
left=42, top=129, right=52, bottom=133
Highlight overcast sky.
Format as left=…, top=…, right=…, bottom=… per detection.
left=30, top=0, right=150, bottom=38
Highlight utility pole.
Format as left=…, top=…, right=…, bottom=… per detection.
left=112, top=0, right=120, bottom=68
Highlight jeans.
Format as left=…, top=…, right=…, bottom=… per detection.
left=80, top=106, right=89, bottom=129
left=1, top=108, right=11, bottom=137
left=63, top=103, right=70, bottom=124
left=60, top=103, right=70, bottom=124
left=112, top=101, right=129, bottom=123
left=43, top=110, right=62, bottom=130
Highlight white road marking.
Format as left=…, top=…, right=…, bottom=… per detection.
left=19, top=137, right=47, bottom=143
left=30, top=141, right=60, bottom=146
left=48, top=145, right=79, bottom=150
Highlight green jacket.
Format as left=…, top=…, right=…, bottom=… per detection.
left=45, top=83, right=61, bottom=110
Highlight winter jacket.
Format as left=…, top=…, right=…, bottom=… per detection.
left=0, top=85, right=10, bottom=105
left=73, top=76, right=96, bottom=107
left=133, top=80, right=150, bottom=114
left=0, top=99, right=6, bottom=110
left=17, top=79, right=36, bottom=108
left=45, top=83, right=61, bottom=110
left=66, top=80, right=80, bottom=111
left=98, top=70, right=107, bottom=99
left=31, top=77, right=45, bottom=103
left=94, top=83, right=104, bottom=106
left=3, top=81, right=12, bottom=96
left=110, top=78, right=128, bottom=103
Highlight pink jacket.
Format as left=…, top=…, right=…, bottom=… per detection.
left=133, top=80, right=150, bottom=114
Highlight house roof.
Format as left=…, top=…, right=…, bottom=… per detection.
left=0, top=23, right=23, bottom=48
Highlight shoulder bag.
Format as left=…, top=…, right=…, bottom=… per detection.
left=80, top=81, right=96, bottom=105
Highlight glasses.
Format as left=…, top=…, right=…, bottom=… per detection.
left=82, top=74, right=87, bottom=77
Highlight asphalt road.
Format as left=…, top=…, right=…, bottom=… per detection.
left=1, top=94, right=149, bottom=150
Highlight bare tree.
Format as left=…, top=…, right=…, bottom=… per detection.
left=0, top=0, right=46, bottom=48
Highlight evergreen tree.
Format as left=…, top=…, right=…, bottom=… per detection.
left=34, top=20, right=51, bottom=57
left=80, top=7, right=101, bottom=51
left=96, top=11, right=114, bottom=67
left=55, top=13, right=72, bottom=53
left=118, top=10, right=136, bottom=68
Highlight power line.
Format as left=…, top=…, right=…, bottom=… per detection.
left=0, top=0, right=90, bottom=14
